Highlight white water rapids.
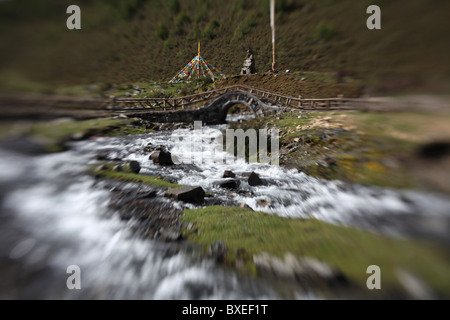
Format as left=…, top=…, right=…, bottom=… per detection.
left=0, top=118, right=449, bottom=299
left=125, top=124, right=450, bottom=242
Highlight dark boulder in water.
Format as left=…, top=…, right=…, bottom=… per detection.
left=164, top=186, right=205, bottom=204
left=150, top=150, right=174, bottom=166
left=223, top=170, right=236, bottom=178
left=213, top=179, right=241, bottom=190
left=248, top=172, right=263, bottom=186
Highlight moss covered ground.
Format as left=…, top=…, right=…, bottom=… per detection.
left=92, top=163, right=183, bottom=189
left=182, top=206, right=450, bottom=298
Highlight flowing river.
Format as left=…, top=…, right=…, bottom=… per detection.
left=1, top=116, right=449, bottom=299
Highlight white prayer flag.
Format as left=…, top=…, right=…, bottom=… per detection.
left=270, top=0, right=275, bottom=43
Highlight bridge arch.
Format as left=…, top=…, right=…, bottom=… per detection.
left=203, top=91, right=266, bottom=123
left=134, top=90, right=279, bottom=125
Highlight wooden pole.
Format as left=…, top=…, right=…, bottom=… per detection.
left=197, top=42, right=201, bottom=80
left=270, top=0, right=276, bottom=73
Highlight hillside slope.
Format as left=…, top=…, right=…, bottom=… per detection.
left=0, top=0, right=449, bottom=94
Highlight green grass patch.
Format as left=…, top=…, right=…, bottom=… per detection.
left=30, top=118, right=125, bottom=140
left=93, top=164, right=182, bottom=189
left=23, top=118, right=151, bottom=152
left=0, top=122, right=24, bottom=139
left=108, top=124, right=152, bottom=136
left=182, top=206, right=450, bottom=297
left=349, top=112, right=450, bottom=144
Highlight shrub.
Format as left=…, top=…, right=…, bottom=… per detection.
left=231, top=14, right=256, bottom=43
left=202, top=19, right=220, bottom=40
left=175, top=11, right=191, bottom=34
left=175, top=11, right=191, bottom=27
left=168, top=0, right=181, bottom=14
left=237, top=0, right=248, bottom=10
left=163, top=37, right=173, bottom=52
left=236, top=0, right=249, bottom=16
left=313, top=21, right=337, bottom=40
left=243, top=14, right=256, bottom=29
left=195, top=6, right=208, bottom=23
left=156, top=21, right=169, bottom=41
left=197, top=0, right=210, bottom=9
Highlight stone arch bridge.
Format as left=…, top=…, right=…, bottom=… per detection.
left=110, top=85, right=358, bottom=125
left=134, top=91, right=278, bottom=124
left=0, top=85, right=362, bottom=122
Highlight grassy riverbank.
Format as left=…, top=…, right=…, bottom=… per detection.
left=182, top=206, right=450, bottom=298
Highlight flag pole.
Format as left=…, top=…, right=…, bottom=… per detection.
left=270, top=0, right=276, bottom=73
left=198, top=42, right=201, bottom=80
